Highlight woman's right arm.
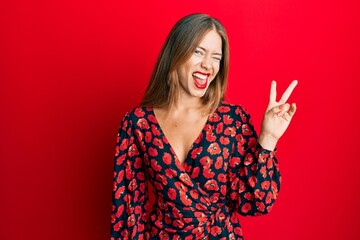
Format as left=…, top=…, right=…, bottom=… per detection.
left=111, top=112, right=148, bottom=240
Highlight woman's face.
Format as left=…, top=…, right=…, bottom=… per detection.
left=175, top=29, right=222, bottom=100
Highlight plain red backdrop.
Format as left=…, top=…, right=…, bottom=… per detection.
left=1, top=0, right=360, bottom=239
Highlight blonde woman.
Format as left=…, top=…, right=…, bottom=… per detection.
left=111, top=13, right=297, bottom=240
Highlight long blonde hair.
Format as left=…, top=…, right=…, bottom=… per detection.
left=140, top=14, right=230, bottom=114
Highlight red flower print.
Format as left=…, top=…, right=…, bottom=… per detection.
left=224, top=127, right=236, bottom=137
left=223, top=148, right=230, bottom=159
left=113, top=220, right=124, bottom=231
left=152, top=138, right=164, bottom=149
left=206, top=132, right=216, bottom=142
left=151, top=124, right=161, bottom=136
left=148, top=114, right=157, bottom=123
left=244, top=153, right=254, bottom=166
left=234, top=227, right=243, bottom=236
left=215, top=157, right=223, bottom=169
left=229, top=192, right=239, bottom=201
left=223, top=115, right=233, bottom=125
left=128, top=144, right=139, bottom=157
left=191, top=167, right=200, bottom=178
left=156, top=174, right=168, bottom=185
left=179, top=173, right=194, bottom=187
left=207, top=142, right=221, bottom=155
left=230, top=157, right=240, bottom=168
left=172, top=207, right=183, bottom=219
left=220, top=185, right=226, bottom=196
left=241, top=203, right=252, bottom=214
left=242, top=124, right=253, bottom=136
left=148, top=147, right=158, bottom=157
left=272, top=181, right=279, bottom=195
left=120, top=138, right=129, bottom=151
left=134, top=157, right=142, bottom=169
left=211, top=226, right=222, bottom=236
left=248, top=176, right=257, bottom=188
left=135, top=205, right=142, bottom=214
left=154, top=181, right=163, bottom=190
left=168, top=188, right=177, bottom=200
left=254, top=189, right=265, bottom=200
left=159, top=230, right=169, bottom=240
left=165, top=168, right=177, bottom=178
left=150, top=159, right=162, bottom=172
left=174, top=181, right=188, bottom=193
left=127, top=214, right=136, bottom=227
left=139, top=182, right=146, bottom=193
left=190, top=147, right=203, bottom=159
left=162, top=152, right=172, bottom=165
left=190, top=189, right=199, bottom=199
left=218, top=105, right=230, bottom=113
left=260, top=166, right=267, bottom=178
left=267, top=158, right=274, bottom=169
left=125, top=165, right=135, bottom=180
left=216, top=122, right=223, bottom=134
left=200, top=156, right=213, bottom=167
left=236, top=133, right=246, bottom=145
left=248, top=137, right=257, bottom=149
left=261, top=180, right=270, bottom=190
left=137, top=118, right=150, bottom=129
left=116, top=170, right=124, bottom=183
left=115, top=204, right=124, bottom=218
left=128, top=179, right=138, bottom=191
left=134, top=108, right=145, bottom=117
left=204, top=179, right=219, bottom=191
left=266, top=192, right=274, bottom=204
left=256, top=202, right=265, bottom=212
left=180, top=194, right=192, bottom=206
left=210, top=194, right=219, bottom=203
left=218, top=173, right=227, bottom=183
left=203, top=168, right=215, bottom=179
left=219, top=136, right=229, bottom=145
left=111, top=104, right=282, bottom=239
left=244, top=192, right=253, bottom=201
left=145, top=131, right=152, bottom=143
left=209, top=113, right=221, bottom=122
left=115, top=186, right=125, bottom=199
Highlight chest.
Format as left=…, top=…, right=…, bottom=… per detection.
left=156, top=113, right=209, bottom=164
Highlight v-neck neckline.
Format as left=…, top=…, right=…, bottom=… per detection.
left=150, top=106, right=218, bottom=169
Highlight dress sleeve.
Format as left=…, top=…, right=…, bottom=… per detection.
left=110, top=112, right=148, bottom=240
left=228, top=106, right=281, bottom=216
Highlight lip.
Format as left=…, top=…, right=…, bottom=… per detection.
left=193, top=71, right=210, bottom=89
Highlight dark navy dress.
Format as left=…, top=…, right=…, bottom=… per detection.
left=110, top=102, right=281, bottom=240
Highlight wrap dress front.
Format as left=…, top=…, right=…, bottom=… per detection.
left=110, top=102, right=281, bottom=240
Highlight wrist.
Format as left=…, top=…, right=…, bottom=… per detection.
left=258, top=133, right=278, bottom=151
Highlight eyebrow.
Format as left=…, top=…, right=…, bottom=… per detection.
left=198, top=46, right=222, bottom=56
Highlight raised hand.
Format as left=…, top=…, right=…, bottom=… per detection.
left=258, top=80, right=298, bottom=150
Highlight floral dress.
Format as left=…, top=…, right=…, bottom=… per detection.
left=110, top=102, right=281, bottom=240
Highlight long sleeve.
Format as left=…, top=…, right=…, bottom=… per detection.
left=228, top=106, right=281, bottom=216
left=110, top=112, right=148, bottom=240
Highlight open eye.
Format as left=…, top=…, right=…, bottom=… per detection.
left=194, top=49, right=203, bottom=55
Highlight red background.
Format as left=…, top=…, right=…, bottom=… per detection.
left=1, top=0, right=360, bottom=239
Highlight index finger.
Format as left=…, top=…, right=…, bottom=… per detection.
left=269, top=80, right=277, bottom=103
left=279, top=80, right=298, bottom=104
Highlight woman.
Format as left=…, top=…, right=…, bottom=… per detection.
left=110, top=14, right=297, bottom=240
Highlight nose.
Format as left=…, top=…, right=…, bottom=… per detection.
left=201, top=56, right=211, bottom=70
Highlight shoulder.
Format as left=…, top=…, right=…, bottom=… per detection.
left=120, top=106, right=156, bottom=127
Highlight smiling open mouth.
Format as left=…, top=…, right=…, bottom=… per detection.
left=193, top=72, right=209, bottom=89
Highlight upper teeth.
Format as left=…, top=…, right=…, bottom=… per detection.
left=193, top=73, right=207, bottom=80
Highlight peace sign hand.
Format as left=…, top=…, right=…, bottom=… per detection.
left=258, top=80, right=298, bottom=151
